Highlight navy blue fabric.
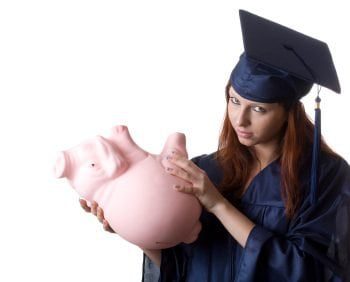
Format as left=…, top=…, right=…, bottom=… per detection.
left=238, top=10, right=341, bottom=94
left=230, top=53, right=313, bottom=103
left=142, top=253, right=160, bottom=282
left=154, top=152, right=350, bottom=282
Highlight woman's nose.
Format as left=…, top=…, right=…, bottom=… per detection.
left=236, top=109, right=250, bottom=127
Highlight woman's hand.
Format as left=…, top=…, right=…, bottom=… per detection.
left=79, top=199, right=115, bottom=233
left=165, top=151, right=225, bottom=213
left=165, top=151, right=255, bottom=247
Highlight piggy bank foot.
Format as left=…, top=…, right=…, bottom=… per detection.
left=183, top=221, right=202, bottom=244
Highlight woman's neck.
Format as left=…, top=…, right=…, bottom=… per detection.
left=250, top=140, right=281, bottom=170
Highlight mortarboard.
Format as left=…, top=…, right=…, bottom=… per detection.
left=230, top=10, right=341, bottom=204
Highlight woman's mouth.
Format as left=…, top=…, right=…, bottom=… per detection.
left=236, top=129, right=253, bottom=139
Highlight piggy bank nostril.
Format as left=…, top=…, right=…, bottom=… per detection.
left=54, top=152, right=67, bottom=178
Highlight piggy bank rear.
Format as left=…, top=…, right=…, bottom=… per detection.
left=54, top=125, right=202, bottom=249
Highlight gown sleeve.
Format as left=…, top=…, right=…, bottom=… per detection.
left=236, top=157, right=350, bottom=282
left=142, top=253, right=160, bottom=282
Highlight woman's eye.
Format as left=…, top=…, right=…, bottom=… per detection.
left=230, top=97, right=240, bottom=105
left=253, top=106, right=266, bottom=113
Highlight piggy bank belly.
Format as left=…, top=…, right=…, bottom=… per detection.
left=103, top=155, right=202, bottom=249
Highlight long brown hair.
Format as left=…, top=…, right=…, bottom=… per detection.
left=215, top=82, right=338, bottom=218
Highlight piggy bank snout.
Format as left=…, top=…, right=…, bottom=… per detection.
left=54, top=151, right=68, bottom=178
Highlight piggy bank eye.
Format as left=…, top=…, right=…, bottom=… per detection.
left=88, top=162, right=100, bottom=169
left=85, top=161, right=101, bottom=171
left=84, top=161, right=105, bottom=177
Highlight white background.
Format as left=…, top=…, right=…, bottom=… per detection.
left=0, top=1, right=349, bottom=281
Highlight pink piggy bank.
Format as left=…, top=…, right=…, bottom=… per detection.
left=54, top=125, right=202, bottom=249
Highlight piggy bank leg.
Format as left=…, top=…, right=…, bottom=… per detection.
left=182, top=221, right=202, bottom=244
left=161, top=133, right=188, bottom=159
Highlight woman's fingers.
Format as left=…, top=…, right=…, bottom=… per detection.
left=79, top=199, right=91, bottom=212
left=79, top=199, right=115, bottom=233
left=168, top=153, right=197, bottom=174
left=165, top=151, right=203, bottom=184
left=97, top=207, right=104, bottom=223
left=103, top=220, right=115, bottom=233
left=166, top=166, right=195, bottom=184
left=91, top=201, right=98, bottom=216
left=174, top=184, right=197, bottom=195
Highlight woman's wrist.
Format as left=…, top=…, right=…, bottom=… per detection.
left=209, top=196, right=230, bottom=215
left=209, top=196, right=255, bottom=247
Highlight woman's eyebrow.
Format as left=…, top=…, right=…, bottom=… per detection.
left=229, top=92, right=239, bottom=98
left=250, top=103, right=265, bottom=107
left=249, top=103, right=271, bottom=109
left=229, top=92, right=268, bottom=107
left=231, top=97, right=269, bottom=108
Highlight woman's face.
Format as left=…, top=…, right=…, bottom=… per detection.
left=227, top=86, right=288, bottom=148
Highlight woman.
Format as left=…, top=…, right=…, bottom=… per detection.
left=81, top=10, right=350, bottom=281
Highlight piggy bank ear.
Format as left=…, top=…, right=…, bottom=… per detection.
left=95, top=136, right=127, bottom=178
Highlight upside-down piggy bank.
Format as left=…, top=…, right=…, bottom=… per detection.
left=54, top=125, right=202, bottom=249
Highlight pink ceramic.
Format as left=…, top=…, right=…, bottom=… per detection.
left=54, top=125, right=202, bottom=249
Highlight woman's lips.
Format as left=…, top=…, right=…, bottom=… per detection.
left=236, top=129, right=253, bottom=138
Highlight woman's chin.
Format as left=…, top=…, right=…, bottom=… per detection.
left=237, top=136, right=256, bottom=147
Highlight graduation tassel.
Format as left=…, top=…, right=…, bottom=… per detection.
left=310, top=87, right=321, bottom=204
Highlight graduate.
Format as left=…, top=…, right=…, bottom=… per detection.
left=82, top=10, right=350, bottom=282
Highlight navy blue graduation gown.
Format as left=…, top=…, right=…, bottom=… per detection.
left=142, top=151, right=350, bottom=282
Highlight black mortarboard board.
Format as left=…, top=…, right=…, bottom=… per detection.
left=229, top=10, right=342, bottom=205
left=237, top=9, right=341, bottom=95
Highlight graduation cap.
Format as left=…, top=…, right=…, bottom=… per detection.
left=230, top=10, right=341, bottom=204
